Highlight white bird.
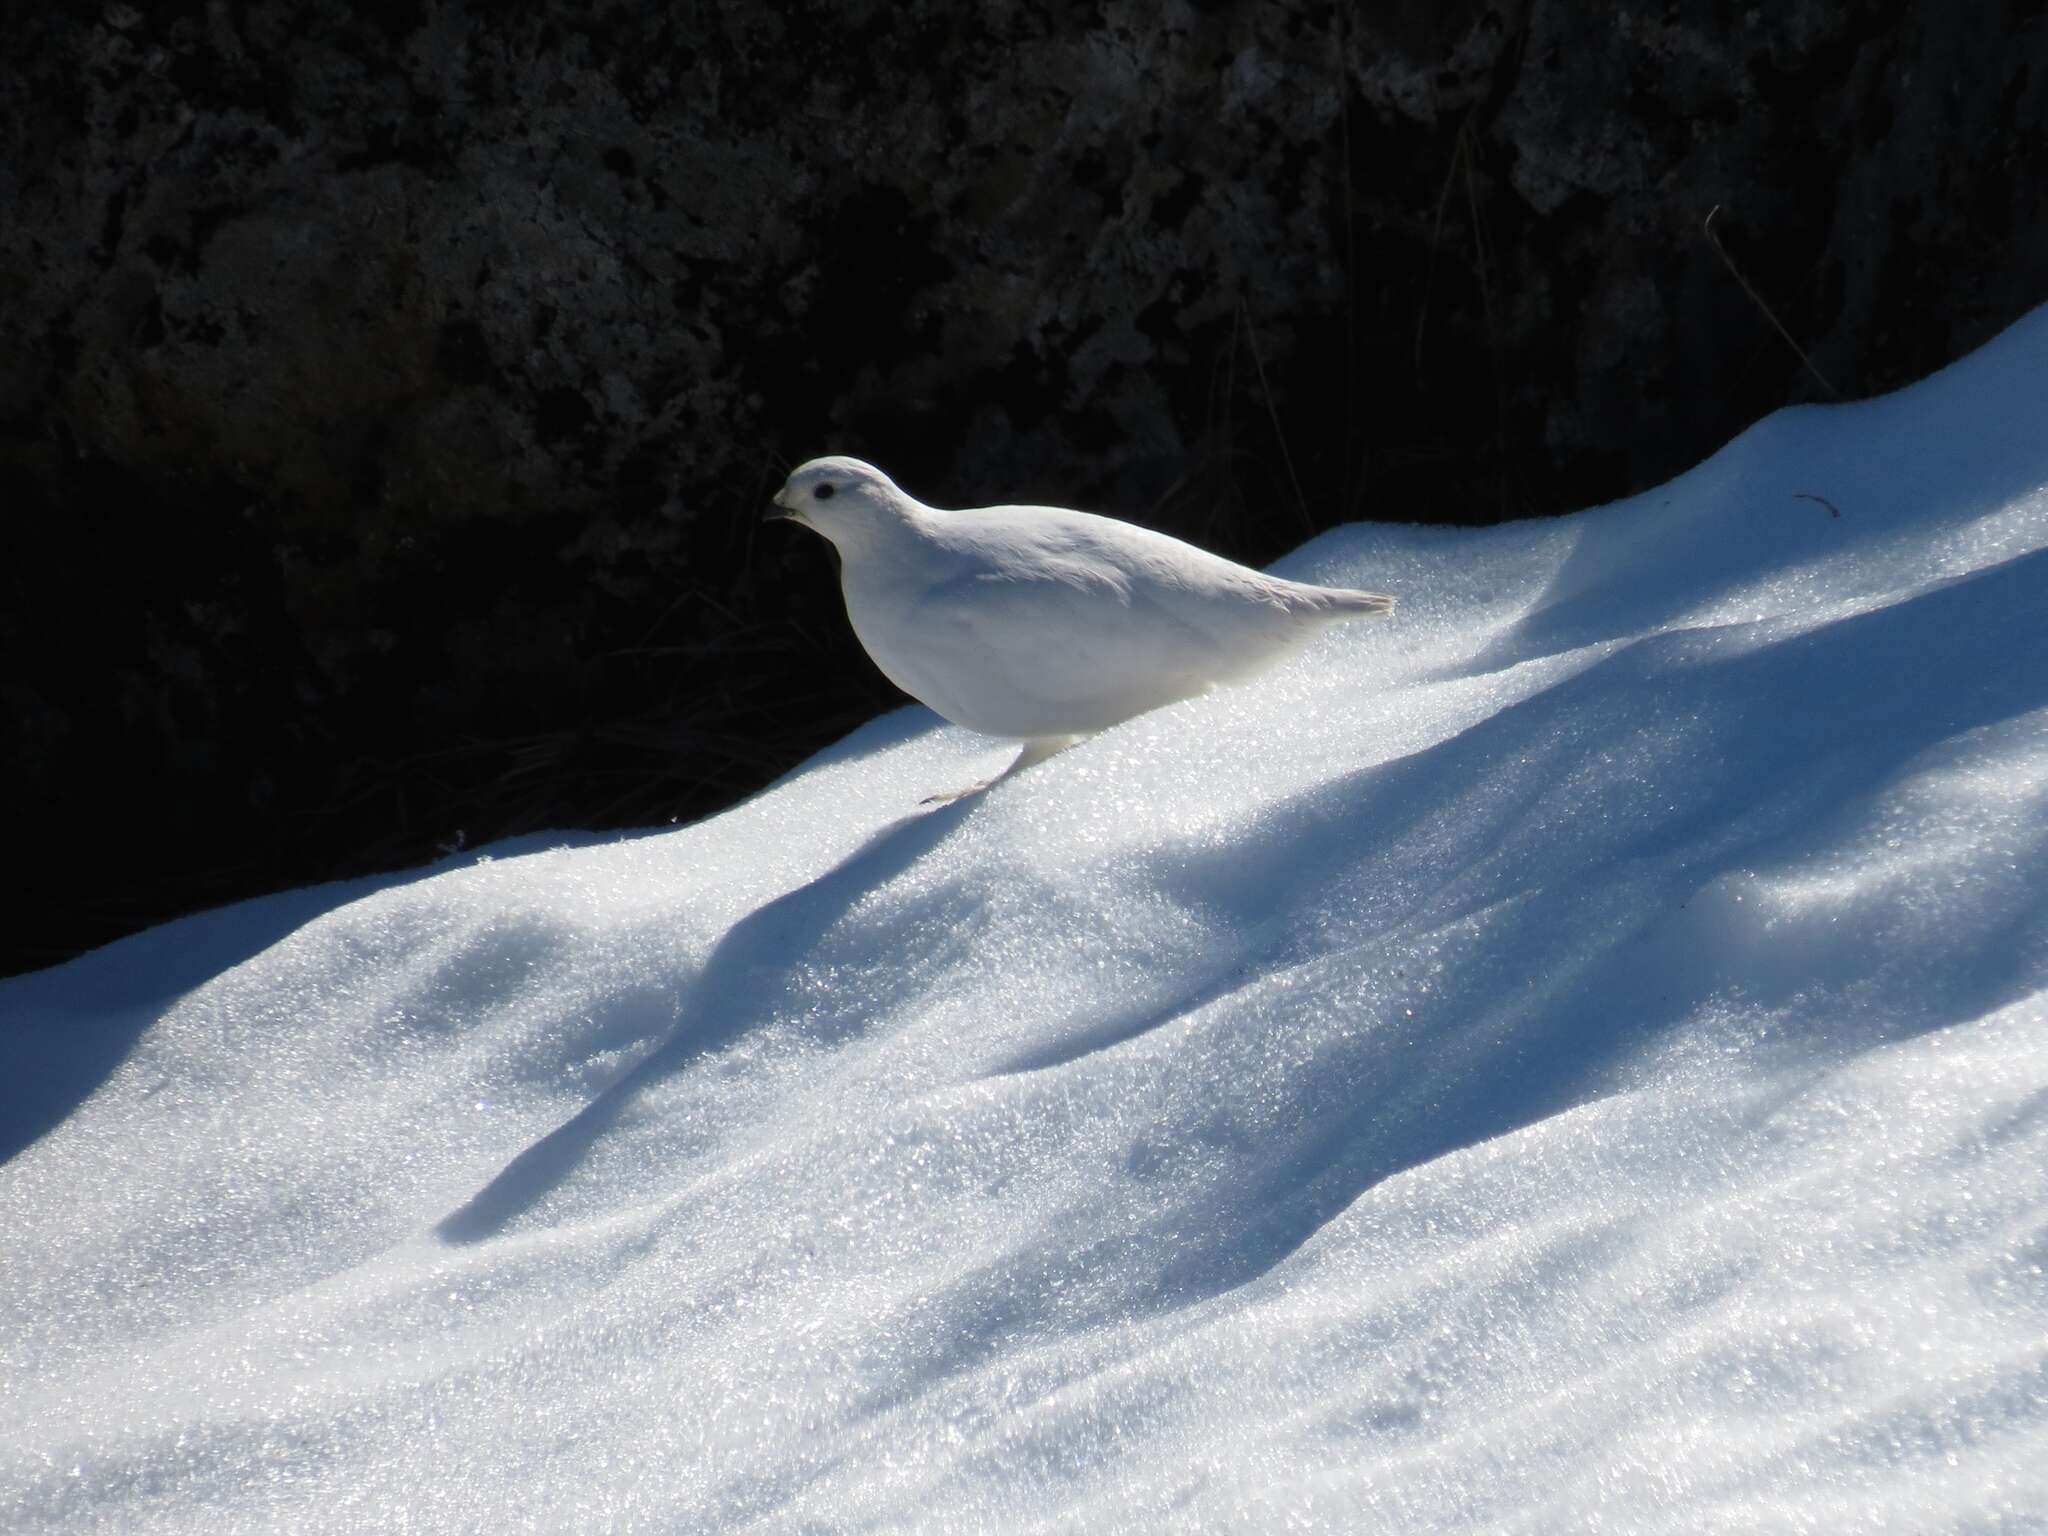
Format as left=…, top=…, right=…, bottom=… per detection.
left=768, top=456, right=1394, bottom=795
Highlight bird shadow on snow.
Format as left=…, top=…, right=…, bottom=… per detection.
left=875, top=544, right=2048, bottom=1386
left=448, top=541, right=2044, bottom=1325
left=435, top=797, right=977, bottom=1244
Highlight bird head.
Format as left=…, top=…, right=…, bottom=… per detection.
left=766, top=457, right=912, bottom=550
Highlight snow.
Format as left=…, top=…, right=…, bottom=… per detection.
left=5, top=308, right=2048, bottom=1534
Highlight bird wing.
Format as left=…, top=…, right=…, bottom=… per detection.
left=909, top=552, right=1237, bottom=732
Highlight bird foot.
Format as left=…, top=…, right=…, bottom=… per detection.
left=920, top=781, right=993, bottom=807
left=919, top=736, right=1083, bottom=806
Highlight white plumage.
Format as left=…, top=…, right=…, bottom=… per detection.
left=769, top=456, right=1393, bottom=792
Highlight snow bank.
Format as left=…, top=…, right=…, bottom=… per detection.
left=5, top=308, right=2047, bottom=1533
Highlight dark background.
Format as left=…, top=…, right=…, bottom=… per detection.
left=3, top=0, right=2044, bottom=977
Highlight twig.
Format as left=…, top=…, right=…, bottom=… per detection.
left=1704, top=205, right=1841, bottom=400
left=1241, top=303, right=1314, bottom=535
left=1792, top=491, right=1841, bottom=518
left=1414, top=120, right=1465, bottom=376
left=1462, top=118, right=1513, bottom=517
left=1333, top=9, right=1360, bottom=520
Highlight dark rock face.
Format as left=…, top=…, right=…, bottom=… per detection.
left=3, top=1, right=2043, bottom=972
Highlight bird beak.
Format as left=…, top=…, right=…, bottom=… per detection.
left=764, top=495, right=797, bottom=524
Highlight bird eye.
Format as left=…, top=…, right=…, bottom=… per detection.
left=813, top=483, right=836, bottom=502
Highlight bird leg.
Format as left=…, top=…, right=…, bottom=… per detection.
left=921, top=736, right=1082, bottom=805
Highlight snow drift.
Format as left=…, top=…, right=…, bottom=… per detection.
left=5, top=309, right=2047, bottom=1533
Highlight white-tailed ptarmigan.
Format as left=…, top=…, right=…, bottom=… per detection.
left=769, top=456, right=1394, bottom=797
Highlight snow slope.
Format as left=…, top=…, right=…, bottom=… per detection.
left=5, top=309, right=2048, bottom=1533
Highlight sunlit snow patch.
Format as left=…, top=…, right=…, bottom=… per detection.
left=5, top=307, right=2047, bottom=1534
